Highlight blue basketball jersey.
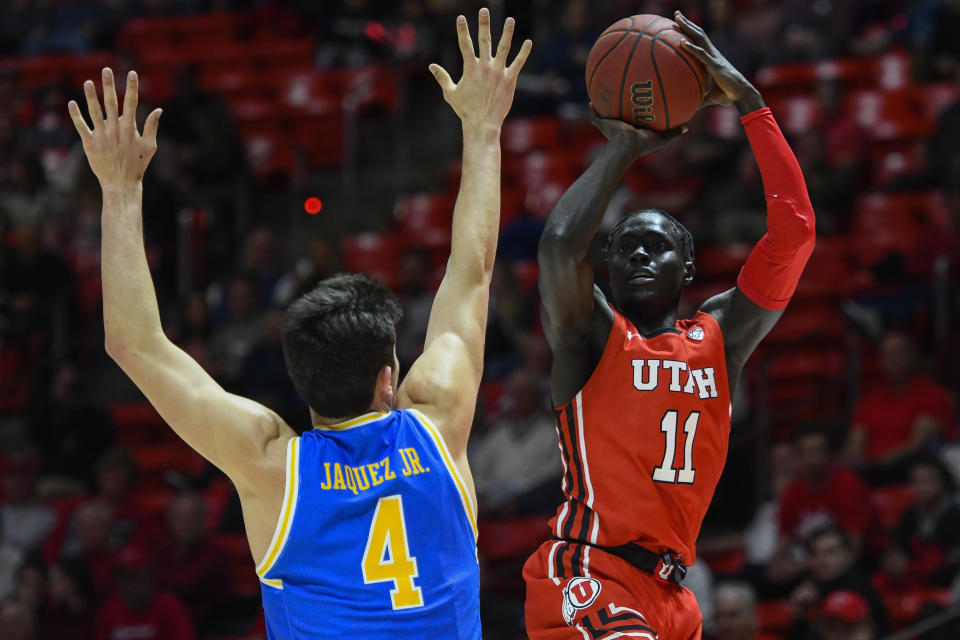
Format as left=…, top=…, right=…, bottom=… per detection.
left=256, top=409, right=480, bottom=639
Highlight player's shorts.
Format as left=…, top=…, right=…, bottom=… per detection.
left=523, top=540, right=702, bottom=640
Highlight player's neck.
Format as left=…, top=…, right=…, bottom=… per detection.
left=622, top=306, right=679, bottom=337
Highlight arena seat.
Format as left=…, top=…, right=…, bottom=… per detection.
left=197, top=65, right=264, bottom=100
left=764, top=303, right=846, bottom=344
left=246, top=38, right=317, bottom=66
left=394, top=192, right=453, bottom=250
left=851, top=192, right=929, bottom=266
left=846, top=90, right=932, bottom=141
left=274, top=69, right=342, bottom=116
left=870, top=485, right=914, bottom=529
left=108, top=402, right=168, bottom=442
left=171, top=12, right=238, bottom=42
left=884, top=589, right=951, bottom=629
left=918, top=81, right=958, bottom=123
left=290, top=112, right=344, bottom=167
left=131, top=443, right=207, bottom=482
left=502, top=117, right=563, bottom=155
left=117, top=16, right=180, bottom=50
left=765, top=94, right=819, bottom=137
left=767, top=349, right=844, bottom=382
left=755, top=57, right=873, bottom=94
left=756, top=599, right=795, bottom=634
left=342, top=233, right=401, bottom=288
left=696, top=243, right=752, bottom=282
left=243, top=125, right=294, bottom=181
left=794, top=236, right=863, bottom=299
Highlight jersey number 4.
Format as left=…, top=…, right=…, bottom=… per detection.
left=362, top=494, right=424, bottom=609
left=652, top=410, right=700, bottom=484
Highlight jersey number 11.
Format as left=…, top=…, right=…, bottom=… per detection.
left=652, top=410, right=700, bottom=484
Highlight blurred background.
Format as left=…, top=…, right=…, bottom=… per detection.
left=0, top=0, right=958, bottom=639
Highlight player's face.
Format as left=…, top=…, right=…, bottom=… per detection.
left=607, top=212, right=690, bottom=319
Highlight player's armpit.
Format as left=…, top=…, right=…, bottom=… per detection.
left=107, top=334, right=296, bottom=491
left=700, top=287, right=783, bottom=373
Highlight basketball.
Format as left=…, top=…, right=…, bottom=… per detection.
left=586, top=14, right=708, bottom=132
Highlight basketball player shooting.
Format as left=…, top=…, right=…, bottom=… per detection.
left=523, top=11, right=815, bottom=640
left=67, top=9, right=530, bottom=638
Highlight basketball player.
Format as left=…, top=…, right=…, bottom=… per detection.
left=523, top=12, right=815, bottom=640
left=67, top=9, right=531, bottom=637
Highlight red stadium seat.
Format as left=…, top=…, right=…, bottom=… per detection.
left=502, top=117, right=562, bottom=155
left=794, top=236, right=863, bottom=299
left=197, top=65, right=264, bottom=100
left=756, top=600, right=795, bottom=634
left=851, top=192, right=940, bottom=266
left=246, top=38, right=316, bottom=65
left=884, top=589, right=951, bottom=628
left=918, top=81, right=959, bottom=124
left=394, top=192, right=453, bottom=250
left=342, top=233, right=401, bottom=288
left=872, top=51, right=911, bottom=91
left=117, top=17, right=180, bottom=50
left=766, top=94, right=819, bottom=137
left=243, top=125, right=294, bottom=180
left=870, top=485, right=914, bottom=529
left=764, top=303, right=846, bottom=344
left=275, top=69, right=342, bottom=116
left=290, top=113, right=345, bottom=167
left=696, top=243, right=752, bottom=282
left=172, top=13, right=238, bottom=42
left=755, top=57, right=873, bottom=94
left=846, top=90, right=932, bottom=141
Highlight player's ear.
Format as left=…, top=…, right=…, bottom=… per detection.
left=374, top=363, right=395, bottom=408
left=683, top=260, right=695, bottom=286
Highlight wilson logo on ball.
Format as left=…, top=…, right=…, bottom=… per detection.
left=631, top=81, right=655, bottom=125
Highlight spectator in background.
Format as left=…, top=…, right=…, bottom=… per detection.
left=96, top=546, right=194, bottom=640
left=787, top=526, right=888, bottom=639
left=208, top=273, right=264, bottom=384
left=236, top=308, right=304, bottom=426
left=812, top=591, right=877, bottom=640
left=153, top=494, right=229, bottom=634
left=395, top=249, right=434, bottom=372
left=536, top=0, right=595, bottom=107
left=769, top=425, right=872, bottom=585
left=31, top=363, right=115, bottom=489
left=879, top=456, right=960, bottom=590
left=0, top=450, right=56, bottom=555
left=272, top=237, right=338, bottom=307
left=469, top=368, right=561, bottom=517
left=61, top=502, right=117, bottom=598
left=168, top=292, right=214, bottom=370
left=91, top=448, right=143, bottom=548
left=42, top=559, right=98, bottom=640
left=485, top=262, right=537, bottom=377
left=0, top=599, right=37, bottom=640
left=709, top=581, right=777, bottom=640
left=240, top=227, right=283, bottom=309
left=844, top=331, right=956, bottom=484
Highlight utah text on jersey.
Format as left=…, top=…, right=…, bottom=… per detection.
left=631, top=359, right=720, bottom=399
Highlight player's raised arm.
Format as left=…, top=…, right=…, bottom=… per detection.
left=68, top=69, right=295, bottom=492
left=397, top=10, right=531, bottom=454
left=537, top=109, right=685, bottom=345
left=678, top=10, right=816, bottom=385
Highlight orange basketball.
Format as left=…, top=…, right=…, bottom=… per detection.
left=586, top=15, right=708, bottom=132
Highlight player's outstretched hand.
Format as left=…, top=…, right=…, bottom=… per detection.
left=673, top=10, right=761, bottom=110
left=589, top=104, right=686, bottom=157
left=67, top=68, right=162, bottom=189
left=429, top=8, right=532, bottom=129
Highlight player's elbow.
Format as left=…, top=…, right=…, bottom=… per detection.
left=538, top=227, right=577, bottom=264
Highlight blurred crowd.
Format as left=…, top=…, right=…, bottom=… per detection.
left=0, top=0, right=959, bottom=639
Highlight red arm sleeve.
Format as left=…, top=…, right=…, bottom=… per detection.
left=736, top=108, right=817, bottom=310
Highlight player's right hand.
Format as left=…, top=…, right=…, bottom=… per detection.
left=589, top=104, right=686, bottom=157
left=67, top=68, right=161, bottom=189
left=429, top=8, right=532, bottom=130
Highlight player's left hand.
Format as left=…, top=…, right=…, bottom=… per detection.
left=673, top=10, right=759, bottom=109
left=67, top=68, right=162, bottom=189
left=429, top=8, right=532, bottom=130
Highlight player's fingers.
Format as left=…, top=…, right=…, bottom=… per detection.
left=477, top=7, right=492, bottom=58
left=428, top=64, right=456, bottom=93
left=102, top=68, right=119, bottom=121
left=142, top=107, right=162, bottom=146
left=456, top=15, right=475, bottom=60
left=508, top=38, right=533, bottom=74
left=67, top=100, right=91, bottom=140
left=122, top=70, right=139, bottom=127
left=674, top=11, right=708, bottom=45
left=495, top=17, right=515, bottom=63
left=681, top=40, right=711, bottom=63
left=83, top=80, right=103, bottom=127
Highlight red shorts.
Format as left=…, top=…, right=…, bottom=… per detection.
left=523, top=540, right=703, bottom=640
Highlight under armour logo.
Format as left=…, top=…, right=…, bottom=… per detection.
left=627, top=331, right=641, bottom=340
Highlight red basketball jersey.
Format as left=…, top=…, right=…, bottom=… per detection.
left=547, top=307, right=731, bottom=573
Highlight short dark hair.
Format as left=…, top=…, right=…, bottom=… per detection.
left=281, top=274, right=403, bottom=418
left=911, top=454, right=957, bottom=492
left=604, top=209, right=695, bottom=264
